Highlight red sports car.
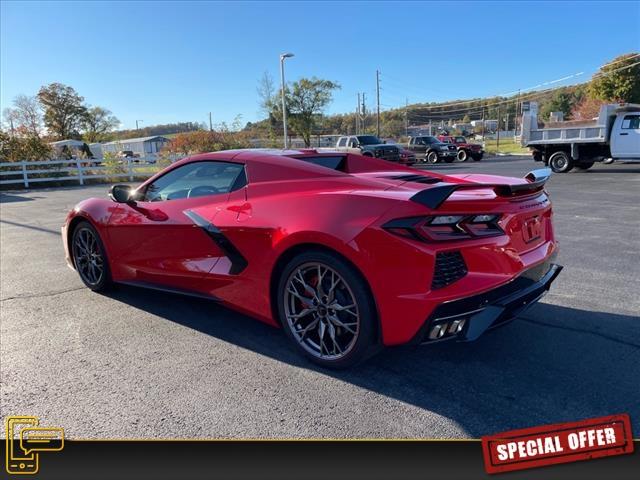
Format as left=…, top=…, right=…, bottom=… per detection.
left=62, top=149, right=561, bottom=368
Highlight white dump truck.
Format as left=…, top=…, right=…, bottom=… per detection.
left=521, top=101, right=640, bottom=172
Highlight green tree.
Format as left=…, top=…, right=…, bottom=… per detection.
left=81, top=106, right=120, bottom=142
left=539, top=90, right=577, bottom=120
left=287, top=77, right=340, bottom=147
left=37, top=83, right=87, bottom=139
left=589, top=53, right=640, bottom=103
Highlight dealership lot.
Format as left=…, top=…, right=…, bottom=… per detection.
left=1, top=155, right=639, bottom=439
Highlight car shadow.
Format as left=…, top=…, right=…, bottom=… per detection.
left=0, top=192, right=36, bottom=203
left=106, top=284, right=640, bottom=437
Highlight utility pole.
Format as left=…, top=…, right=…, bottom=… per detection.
left=506, top=113, right=510, bottom=137
left=481, top=107, right=485, bottom=140
left=356, top=93, right=361, bottom=134
left=361, top=93, right=366, bottom=133
left=209, top=112, right=213, bottom=131
left=515, top=89, right=521, bottom=137
left=496, top=106, right=501, bottom=151
left=135, top=120, right=143, bottom=131
left=404, top=98, right=408, bottom=137
left=376, top=70, right=380, bottom=138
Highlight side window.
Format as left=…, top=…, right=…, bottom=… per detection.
left=142, top=161, right=245, bottom=202
left=621, top=115, right=640, bottom=129
left=348, top=138, right=357, bottom=148
left=337, top=137, right=347, bottom=147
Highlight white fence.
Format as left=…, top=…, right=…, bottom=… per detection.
left=0, top=157, right=172, bottom=188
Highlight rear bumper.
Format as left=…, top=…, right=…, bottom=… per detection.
left=410, top=258, right=562, bottom=345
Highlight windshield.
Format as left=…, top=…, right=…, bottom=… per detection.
left=454, top=136, right=466, bottom=143
left=357, top=135, right=383, bottom=145
left=421, top=136, right=439, bottom=144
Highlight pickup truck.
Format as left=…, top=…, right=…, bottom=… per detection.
left=521, top=101, right=640, bottom=172
left=406, top=136, right=458, bottom=163
left=437, top=135, right=484, bottom=161
left=334, top=135, right=401, bottom=162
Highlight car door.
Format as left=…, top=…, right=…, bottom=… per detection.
left=347, top=137, right=360, bottom=154
left=107, top=160, right=246, bottom=295
left=414, top=137, right=427, bottom=157
left=614, top=114, right=640, bottom=158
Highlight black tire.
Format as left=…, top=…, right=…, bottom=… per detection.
left=444, top=156, right=455, bottom=163
left=426, top=151, right=439, bottom=163
left=575, top=162, right=594, bottom=171
left=276, top=250, right=378, bottom=369
left=549, top=151, right=573, bottom=173
left=472, top=153, right=483, bottom=161
left=457, top=149, right=468, bottom=162
left=362, top=151, right=373, bottom=157
left=71, top=221, right=112, bottom=291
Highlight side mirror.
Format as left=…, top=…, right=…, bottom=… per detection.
left=109, top=184, right=135, bottom=204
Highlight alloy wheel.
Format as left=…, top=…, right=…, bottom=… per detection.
left=73, top=227, right=104, bottom=286
left=283, top=262, right=360, bottom=361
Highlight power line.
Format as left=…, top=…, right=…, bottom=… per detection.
left=396, top=60, right=640, bottom=122
left=380, top=58, right=639, bottom=112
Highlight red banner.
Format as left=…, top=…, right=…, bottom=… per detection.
left=482, top=414, right=634, bottom=474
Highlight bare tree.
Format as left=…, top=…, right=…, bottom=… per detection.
left=2, top=108, right=19, bottom=135
left=13, top=95, right=44, bottom=137
left=257, top=71, right=277, bottom=117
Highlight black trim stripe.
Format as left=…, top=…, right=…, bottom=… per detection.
left=184, top=210, right=248, bottom=275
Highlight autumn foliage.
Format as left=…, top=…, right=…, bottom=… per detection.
left=162, top=130, right=252, bottom=156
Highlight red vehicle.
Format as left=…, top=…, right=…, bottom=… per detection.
left=62, top=149, right=561, bottom=368
left=437, top=135, right=484, bottom=162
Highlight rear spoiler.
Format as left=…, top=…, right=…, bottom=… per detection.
left=410, top=168, right=551, bottom=209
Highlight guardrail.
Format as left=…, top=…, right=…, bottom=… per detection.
left=0, top=157, right=173, bottom=188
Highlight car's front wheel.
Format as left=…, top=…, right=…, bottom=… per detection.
left=457, top=149, right=468, bottom=162
left=277, top=250, right=377, bottom=369
left=426, top=151, right=439, bottom=163
left=72, top=221, right=112, bottom=291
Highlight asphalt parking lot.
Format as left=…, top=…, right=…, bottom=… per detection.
left=1, top=155, right=639, bottom=439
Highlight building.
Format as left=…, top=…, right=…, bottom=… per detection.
left=102, top=135, right=170, bottom=157
left=470, top=119, right=498, bottom=131
left=49, top=139, right=90, bottom=159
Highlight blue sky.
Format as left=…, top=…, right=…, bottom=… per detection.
left=1, top=1, right=639, bottom=130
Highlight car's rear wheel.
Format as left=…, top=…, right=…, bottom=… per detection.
left=72, top=221, right=112, bottom=291
left=472, top=153, right=483, bottom=161
left=549, top=151, right=573, bottom=173
left=277, top=251, right=377, bottom=369
left=444, top=156, right=455, bottom=163
left=426, top=151, right=439, bottom=163
left=457, top=149, right=468, bottom=162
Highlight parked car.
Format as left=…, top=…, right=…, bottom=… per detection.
left=117, top=150, right=139, bottom=159
left=334, top=135, right=400, bottom=162
left=390, top=144, right=417, bottom=165
left=62, top=149, right=561, bottom=368
left=521, top=101, right=640, bottom=172
left=437, top=135, right=484, bottom=161
left=406, top=136, right=458, bottom=163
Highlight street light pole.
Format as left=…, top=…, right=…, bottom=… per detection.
left=280, top=53, right=294, bottom=149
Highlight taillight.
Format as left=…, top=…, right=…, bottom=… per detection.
left=383, top=214, right=503, bottom=241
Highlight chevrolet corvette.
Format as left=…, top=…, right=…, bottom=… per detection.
left=62, top=149, right=562, bottom=368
